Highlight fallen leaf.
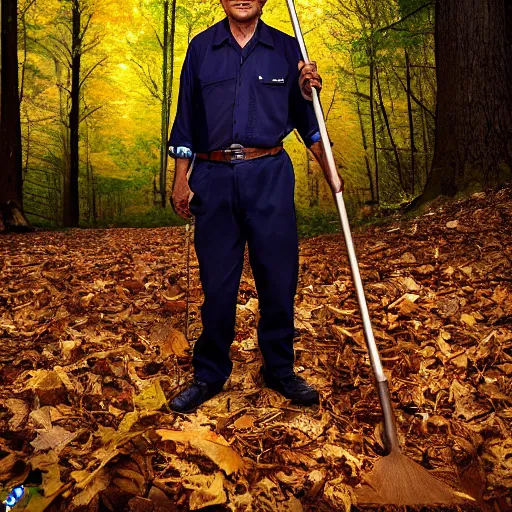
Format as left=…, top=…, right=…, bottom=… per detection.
left=233, top=415, right=255, bottom=430
left=71, top=467, right=110, bottom=508
left=461, top=313, right=477, bottom=327
left=183, top=472, right=226, bottom=510
left=151, top=321, right=190, bottom=358
left=5, top=399, right=29, bottom=431
left=30, top=451, right=64, bottom=497
left=157, top=429, right=244, bottom=475
left=31, top=426, right=77, bottom=454
left=323, top=477, right=353, bottom=511
left=133, top=380, right=167, bottom=411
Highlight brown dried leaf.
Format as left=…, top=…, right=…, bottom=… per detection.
left=323, top=477, right=353, bottom=511
left=150, top=321, right=190, bottom=358
left=30, top=451, right=64, bottom=497
left=233, top=414, right=255, bottom=430
left=31, top=425, right=77, bottom=454
left=71, top=467, right=111, bottom=508
left=182, top=472, right=226, bottom=510
left=5, top=399, right=29, bottom=431
left=156, top=429, right=245, bottom=475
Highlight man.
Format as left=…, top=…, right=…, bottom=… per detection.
left=168, top=0, right=342, bottom=413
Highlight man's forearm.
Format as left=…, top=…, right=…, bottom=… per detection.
left=309, top=140, right=344, bottom=193
left=174, top=157, right=193, bottom=183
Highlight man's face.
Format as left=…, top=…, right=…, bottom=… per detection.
left=220, top=0, right=267, bottom=23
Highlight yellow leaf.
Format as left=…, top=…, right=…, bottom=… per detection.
left=71, top=468, right=110, bottom=508
left=156, top=429, right=244, bottom=475
left=133, top=380, right=167, bottom=411
left=328, top=305, right=357, bottom=318
left=461, top=313, right=477, bottom=326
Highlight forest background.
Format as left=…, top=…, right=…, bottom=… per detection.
left=1, top=0, right=511, bottom=232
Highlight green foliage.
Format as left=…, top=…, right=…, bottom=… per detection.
left=83, top=206, right=186, bottom=228
left=296, top=207, right=340, bottom=239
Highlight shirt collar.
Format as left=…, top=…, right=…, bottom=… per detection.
left=213, top=17, right=274, bottom=48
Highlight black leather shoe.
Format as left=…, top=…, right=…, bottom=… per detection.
left=170, top=380, right=224, bottom=413
left=262, top=370, right=320, bottom=406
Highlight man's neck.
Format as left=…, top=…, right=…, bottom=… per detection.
left=228, top=17, right=259, bottom=48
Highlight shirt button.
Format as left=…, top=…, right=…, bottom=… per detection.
left=234, top=120, right=237, bottom=125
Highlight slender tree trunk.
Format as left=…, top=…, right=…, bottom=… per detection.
left=0, top=0, right=30, bottom=231
left=85, top=120, right=91, bottom=222
left=160, top=0, right=169, bottom=208
left=417, top=74, right=430, bottom=186
left=405, top=50, right=416, bottom=195
left=504, top=0, right=512, bottom=139
left=91, top=166, right=97, bottom=225
left=66, top=0, right=81, bottom=227
left=420, top=0, right=512, bottom=202
left=368, top=41, right=380, bottom=204
left=375, top=65, right=403, bottom=191
left=350, top=53, right=375, bottom=203
left=168, top=0, right=176, bottom=130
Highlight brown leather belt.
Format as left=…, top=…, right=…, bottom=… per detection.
left=196, top=144, right=283, bottom=162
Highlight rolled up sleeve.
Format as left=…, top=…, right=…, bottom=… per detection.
left=168, top=44, right=197, bottom=158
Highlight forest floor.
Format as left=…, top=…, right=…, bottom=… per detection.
left=0, top=187, right=511, bottom=512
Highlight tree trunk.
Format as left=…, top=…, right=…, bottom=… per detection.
left=350, top=53, right=375, bottom=203
left=159, top=0, right=169, bottom=208
left=0, top=0, right=30, bottom=232
left=505, top=0, right=512, bottom=117
left=368, top=42, right=380, bottom=204
left=417, top=73, right=431, bottom=185
left=65, top=0, right=81, bottom=227
left=420, top=0, right=512, bottom=202
left=375, top=65, right=404, bottom=191
left=405, top=50, right=416, bottom=195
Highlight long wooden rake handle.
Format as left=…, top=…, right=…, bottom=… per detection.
left=285, top=0, right=399, bottom=452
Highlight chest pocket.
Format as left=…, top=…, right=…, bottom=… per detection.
left=198, top=52, right=236, bottom=86
left=258, top=75, right=287, bottom=86
left=198, top=54, right=236, bottom=106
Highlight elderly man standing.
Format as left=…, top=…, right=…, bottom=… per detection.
left=168, top=0, right=340, bottom=413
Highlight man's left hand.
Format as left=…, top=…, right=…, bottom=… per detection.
left=299, top=60, right=322, bottom=101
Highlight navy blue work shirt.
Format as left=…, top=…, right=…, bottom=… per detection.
left=168, top=18, right=320, bottom=157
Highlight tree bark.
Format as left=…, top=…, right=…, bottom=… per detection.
left=350, top=53, right=375, bottom=203
left=405, top=50, right=416, bottom=195
left=368, top=41, right=380, bottom=204
left=420, top=0, right=512, bottom=202
left=160, top=0, right=169, bottom=208
left=506, top=0, right=512, bottom=112
left=0, top=0, right=30, bottom=231
left=65, top=0, right=81, bottom=227
left=375, top=65, right=404, bottom=191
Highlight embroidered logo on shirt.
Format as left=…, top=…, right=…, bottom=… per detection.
left=258, top=76, right=285, bottom=83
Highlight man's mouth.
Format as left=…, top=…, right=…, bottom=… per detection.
left=233, top=2, right=252, bottom=7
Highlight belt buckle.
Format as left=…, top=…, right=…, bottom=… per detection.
left=226, top=143, right=245, bottom=161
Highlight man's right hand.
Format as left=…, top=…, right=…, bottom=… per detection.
left=171, top=174, right=192, bottom=219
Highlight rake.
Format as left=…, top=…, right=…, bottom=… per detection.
left=285, top=0, right=473, bottom=505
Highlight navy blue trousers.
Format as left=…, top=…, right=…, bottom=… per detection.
left=188, top=150, right=298, bottom=385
